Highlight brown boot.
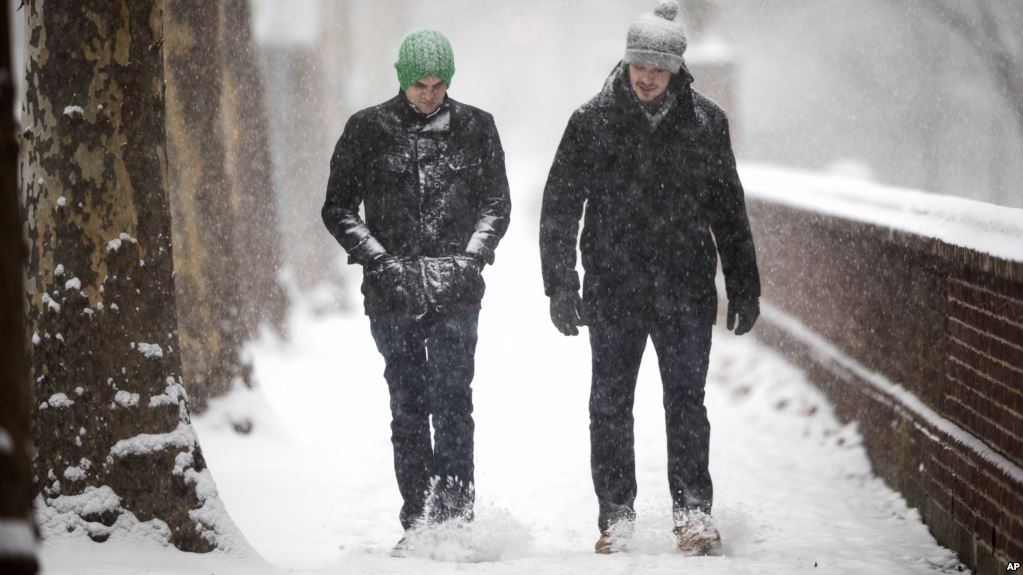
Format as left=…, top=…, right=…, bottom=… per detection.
left=594, top=520, right=633, bottom=554
left=594, top=530, right=615, bottom=554
left=673, top=512, right=722, bottom=556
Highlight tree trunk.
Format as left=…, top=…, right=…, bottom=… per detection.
left=164, top=0, right=250, bottom=411
left=1, top=2, right=39, bottom=572
left=219, top=0, right=287, bottom=338
left=21, top=0, right=240, bottom=552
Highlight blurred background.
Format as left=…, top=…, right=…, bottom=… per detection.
left=9, top=4, right=1022, bottom=570
left=10, top=0, right=1023, bottom=301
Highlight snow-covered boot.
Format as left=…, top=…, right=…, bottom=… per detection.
left=594, top=520, right=632, bottom=554
left=594, top=530, right=616, bottom=554
left=673, top=511, right=722, bottom=556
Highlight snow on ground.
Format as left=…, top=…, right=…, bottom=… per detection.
left=38, top=186, right=968, bottom=574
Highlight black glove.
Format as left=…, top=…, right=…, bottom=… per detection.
left=727, top=297, right=760, bottom=336
left=550, top=290, right=586, bottom=336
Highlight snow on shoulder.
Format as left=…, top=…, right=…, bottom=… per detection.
left=740, top=163, right=1023, bottom=263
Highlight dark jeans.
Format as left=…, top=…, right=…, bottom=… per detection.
left=369, top=309, right=479, bottom=530
left=588, top=314, right=714, bottom=531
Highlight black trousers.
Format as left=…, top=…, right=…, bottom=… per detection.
left=588, top=314, right=714, bottom=531
left=369, top=309, right=479, bottom=530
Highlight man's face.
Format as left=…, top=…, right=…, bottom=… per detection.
left=404, top=76, right=447, bottom=115
left=628, top=64, right=672, bottom=103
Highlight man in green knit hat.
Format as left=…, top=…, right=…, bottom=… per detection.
left=322, top=30, right=511, bottom=551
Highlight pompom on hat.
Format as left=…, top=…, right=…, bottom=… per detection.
left=623, top=0, right=688, bottom=73
left=395, top=30, right=455, bottom=91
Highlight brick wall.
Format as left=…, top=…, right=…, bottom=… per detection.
left=945, top=270, right=1023, bottom=469
left=746, top=197, right=1023, bottom=575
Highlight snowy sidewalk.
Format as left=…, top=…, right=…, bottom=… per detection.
left=39, top=220, right=967, bottom=574
left=204, top=325, right=963, bottom=574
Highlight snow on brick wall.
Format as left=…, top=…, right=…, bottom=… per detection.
left=745, top=193, right=1023, bottom=574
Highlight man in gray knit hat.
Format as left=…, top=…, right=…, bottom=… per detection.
left=540, top=0, right=760, bottom=556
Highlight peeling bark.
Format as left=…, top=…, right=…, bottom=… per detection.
left=1, top=2, right=39, bottom=572
left=164, top=0, right=249, bottom=411
left=219, top=0, right=287, bottom=338
left=21, top=0, right=236, bottom=552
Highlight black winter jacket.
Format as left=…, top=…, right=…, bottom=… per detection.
left=322, top=93, right=511, bottom=316
left=540, top=63, right=759, bottom=324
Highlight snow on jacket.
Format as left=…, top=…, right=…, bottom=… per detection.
left=539, top=62, right=760, bottom=323
left=322, top=93, right=511, bottom=316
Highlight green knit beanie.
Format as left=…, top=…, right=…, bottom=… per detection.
left=395, top=30, right=455, bottom=91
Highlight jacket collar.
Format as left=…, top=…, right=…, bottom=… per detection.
left=393, top=90, right=452, bottom=125
left=600, top=60, right=696, bottom=127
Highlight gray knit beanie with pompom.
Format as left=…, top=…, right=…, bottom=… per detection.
left=623, top=0, right=687, bottom=73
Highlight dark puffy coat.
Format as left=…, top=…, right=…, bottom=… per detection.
left=540, top=63, right=760, bottom=324
left=322, top=93, right=511, bottom=316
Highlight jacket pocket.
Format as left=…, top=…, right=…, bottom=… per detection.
left=446, top=152, right=483, bottom=174
left=367, top=152, right=411, bottom=196
left=375, top=153, right=411, bottom=173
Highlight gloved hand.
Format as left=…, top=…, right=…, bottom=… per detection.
left=727, top=297, right=760, bottom=336
left=366, top=253, right=399, bottom=272
left=550, top=290, right=586, bottom=336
